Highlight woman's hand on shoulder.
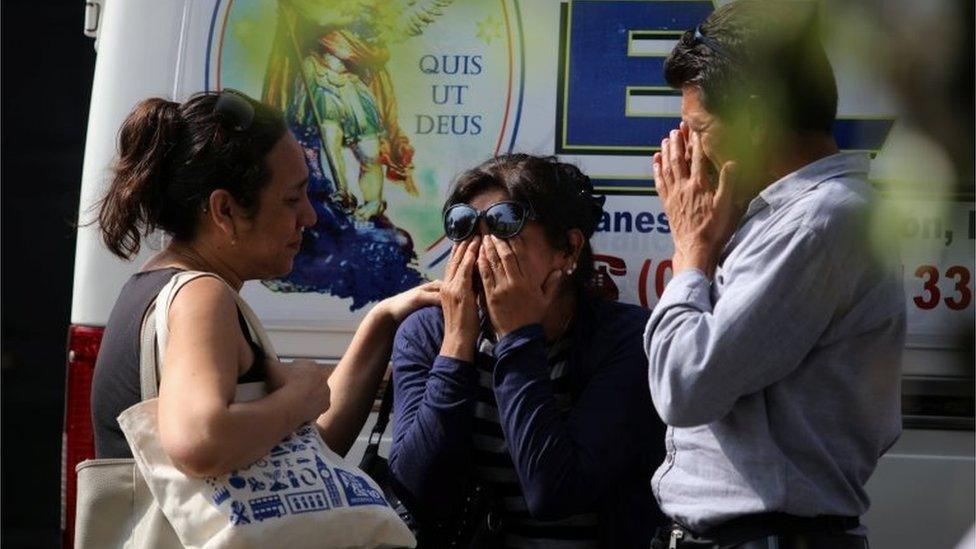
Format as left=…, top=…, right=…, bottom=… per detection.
left=376, top=279, right=443, bottom=324
left=266, top=358, right=336, bottom=425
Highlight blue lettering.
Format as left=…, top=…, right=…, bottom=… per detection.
left=419, top=55, right=438, bottom=74
left=596, top=210, right=669, bottom=233
left=657, top=212, right=670, bottom=233
left=614, top=211, right=633, bottom=232
left=558, top=1, right=711, bottom=155
left=416, top=114, right=434, bottom=134
left=635, top=211, right=655, bottom=233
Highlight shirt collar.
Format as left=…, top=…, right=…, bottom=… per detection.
left=742, top=152, right=870, bottom=221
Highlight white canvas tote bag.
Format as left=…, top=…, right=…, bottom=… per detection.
left=117, top=271, right=416, bottom=548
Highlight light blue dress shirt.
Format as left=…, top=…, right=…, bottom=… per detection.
left=644, top=152, right=905, bottom=533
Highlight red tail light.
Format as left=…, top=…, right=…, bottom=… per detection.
left=62, top=324, right=104, bottom=549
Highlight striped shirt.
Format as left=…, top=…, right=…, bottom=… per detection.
left=389, top=301, right=667, bottom=548
left=472, top=336, right=600, bottom=548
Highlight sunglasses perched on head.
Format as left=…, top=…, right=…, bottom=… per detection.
left=443, top=201, right=535, bottom=242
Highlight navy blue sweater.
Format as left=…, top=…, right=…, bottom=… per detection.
left=388, top=297, right=667, bottom=547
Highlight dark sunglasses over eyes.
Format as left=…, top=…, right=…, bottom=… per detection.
left=443, top=201, right=533, bottom=242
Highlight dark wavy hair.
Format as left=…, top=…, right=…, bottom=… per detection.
left=444, top=153, right=605, bottom=291
left=664, top=0, right=837, bottom=134
left=97, top=91, right=287, bottom=259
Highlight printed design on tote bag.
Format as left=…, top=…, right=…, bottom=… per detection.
left=202, top=422, right=393, bottom=527
left=335, top=469, right=387, bottom=507
left=250, top=495, right=288, bottom=522
left=230, top=501, right=252, bottom=525
left=286, top=491, right=331, bottom=514
left=228, top=473, right=247, bottom=489
left=264, top=470, right=291, bottom=492
left=315, top=454, right=344, bottom=507
left=213, top=486, right=231, bottom=506
left=205, top=424, right=400, bottom=527
left=196, top=427, right=338, bottom=526
left=247, top=477, right=267, bottom=492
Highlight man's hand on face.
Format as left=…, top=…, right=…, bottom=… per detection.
left=653, top=122, right=740, bottom=278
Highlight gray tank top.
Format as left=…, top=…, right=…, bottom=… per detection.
left=91, top=268, right=265, bottom=458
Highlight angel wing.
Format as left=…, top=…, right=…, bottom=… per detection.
left=280, top=0, right=369, bottom=28
left=374, top=0, right=454, bottom=43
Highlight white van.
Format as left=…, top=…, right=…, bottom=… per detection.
left=64, top=1, right=974, bottom=547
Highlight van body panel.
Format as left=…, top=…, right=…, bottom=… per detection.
left=864, top=429, right=975, bottom=548
left=71, top=0, right=189, bottom=327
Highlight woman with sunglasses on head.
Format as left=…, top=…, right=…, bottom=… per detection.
left=388, top=154, right=668, bottom=548
left=91, top=90, right=438, bottom=477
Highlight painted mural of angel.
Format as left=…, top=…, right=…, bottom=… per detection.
left=264, top=0, right=454, bottom=221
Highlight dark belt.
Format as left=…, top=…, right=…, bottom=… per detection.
left=651, top=513, right=867, bottom=549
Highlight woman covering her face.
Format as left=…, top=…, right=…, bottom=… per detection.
left=91, top=91, right=438, bottom=475
left=388, top=154, right=668, bottom=548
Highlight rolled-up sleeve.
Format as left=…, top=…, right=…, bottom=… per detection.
left=644, top=227, right=839, bottom=427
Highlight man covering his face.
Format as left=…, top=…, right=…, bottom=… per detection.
left=645, top=2, right=905, bottom=548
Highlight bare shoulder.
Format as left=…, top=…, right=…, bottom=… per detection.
left=166, top=275, right=239, bottom=331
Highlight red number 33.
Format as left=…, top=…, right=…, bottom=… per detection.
left=913, top=265, right=972, bottom=311
left=913, top=266, right=940, bottom=310
left=945, top=266, right=972, bottom=311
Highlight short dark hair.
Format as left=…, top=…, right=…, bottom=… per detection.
left=444, top=154, right=605, bottom=291
left=664, top=0, right=838, bottom=134
left=98, top=91, right=287, bottom=259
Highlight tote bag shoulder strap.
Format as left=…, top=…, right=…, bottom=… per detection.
left=138, top=299, right=161, bottom=400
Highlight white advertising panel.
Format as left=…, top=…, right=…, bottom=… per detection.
left=168, top=0, right=971, bottom=355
